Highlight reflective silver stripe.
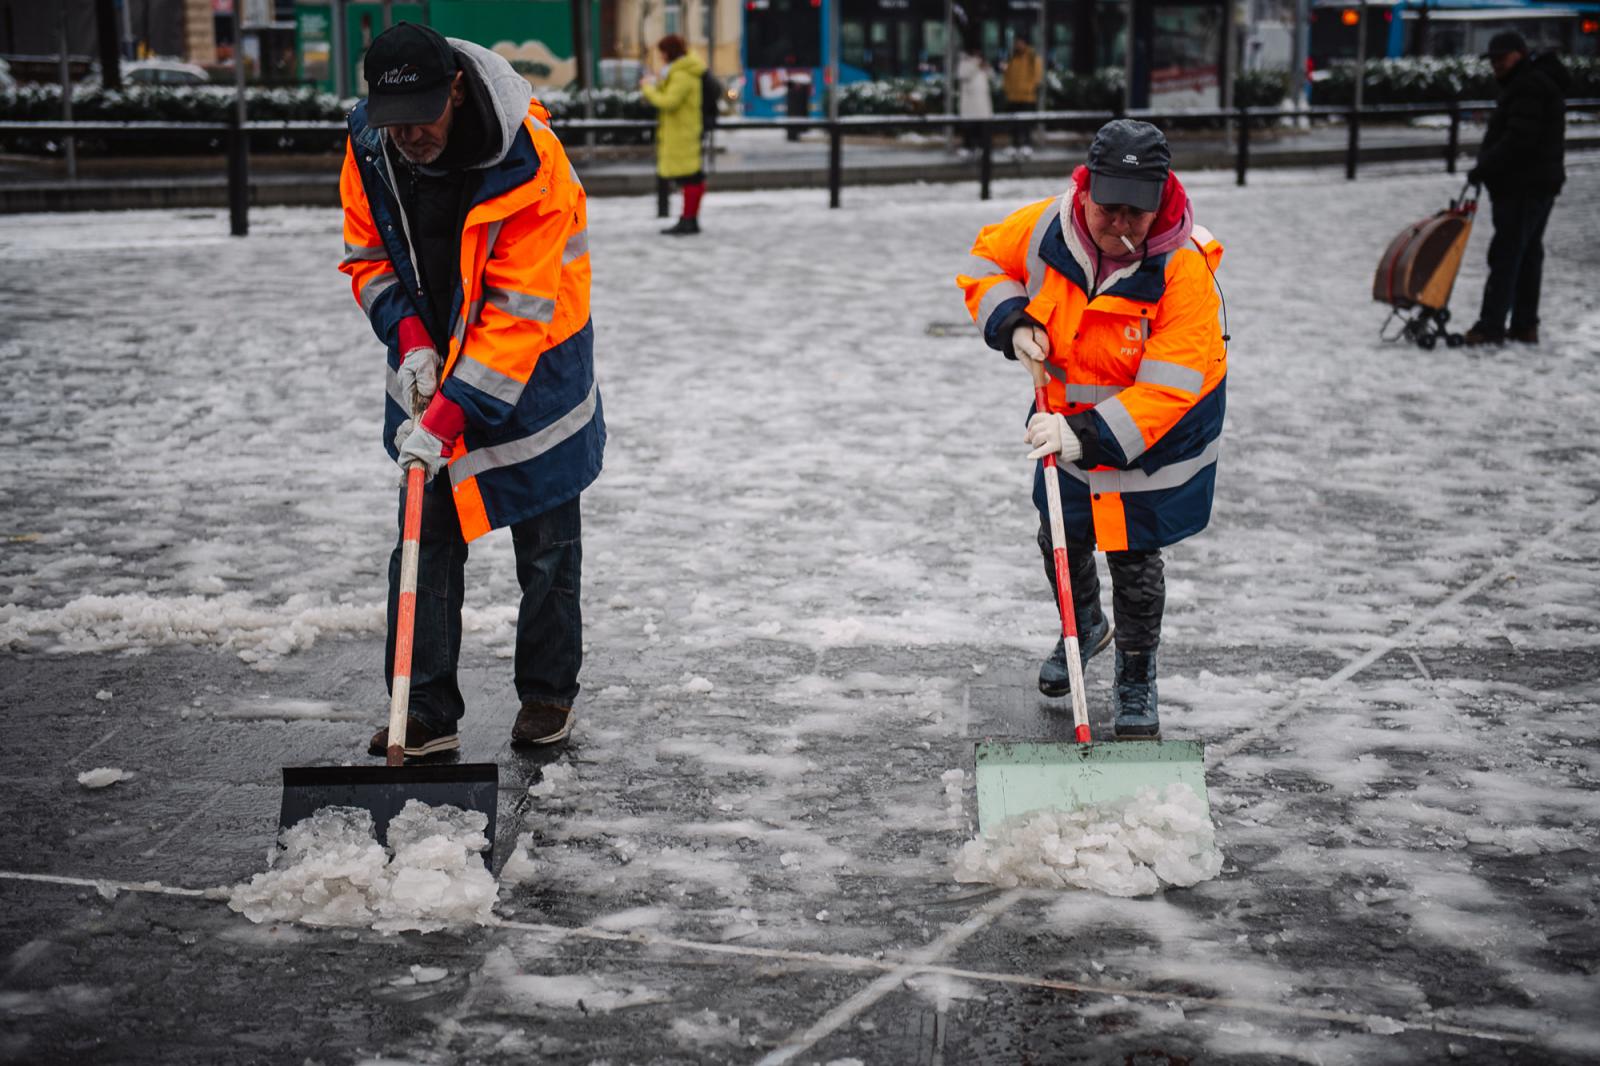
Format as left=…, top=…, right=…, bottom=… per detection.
left=1135, top=358, right=1204, bottom=394
left=563, top=227, right=589, bottom=264
left=450, top=352, right=526, bottom=405
left=568, top=161, right=584, bottom=190
left=449, top=379, right=600, bottom=484
left=964, top=254, right=1003, bottom=278
left=484, top=285, right=556, bottom=324
left=485, top=220, right=505, bottom=256
left=978, top=279, right=1027, bottom=333
left=341, top=241, right=387, bottom=266
left=1025, top=200, right=1059, bottom=296
left=1042, top=361, right=1067, bottom=385
left=1066, top=383, right=1124, bottom=405
left=385, top=365, right=406, bottom=410
left=358, top=271, right=398, bottom=316
left=1055, top=437, right=1221, bottom=494
left=1096, top=395, right=1148, bottom=461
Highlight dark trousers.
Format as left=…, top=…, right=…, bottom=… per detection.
left=386, top=476, right=583, bottom=731
left=1475, top=191, right=1556, bottom=338
left=1004, top=99, right=1034, bottom=147
left=1038, top=521, right=1164, bottom=652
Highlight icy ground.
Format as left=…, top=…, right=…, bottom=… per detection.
left=2, top=157, right=1599, bottom=1064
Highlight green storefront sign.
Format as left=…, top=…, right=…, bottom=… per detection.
left=296, top=0, right=595, bottom=96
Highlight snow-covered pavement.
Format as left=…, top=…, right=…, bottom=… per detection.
left=2, top=156, right=1598, bottom=1063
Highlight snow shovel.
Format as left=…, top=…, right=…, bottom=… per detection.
left=279, top=455, right=500, bottom=865
left=972, top=361, right=1208, bottom=833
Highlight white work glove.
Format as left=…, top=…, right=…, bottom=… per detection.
left=1025, top=412, right=1083, bottom=462
left=1012, top=323, right=1050, bottom=364
left=397, top=422, right=450, bottom=481
left=397, top=344, right=439, bottom=412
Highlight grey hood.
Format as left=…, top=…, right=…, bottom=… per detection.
left=447, top=38, right=535, bottom=170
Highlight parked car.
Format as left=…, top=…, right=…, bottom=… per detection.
left=121, top=59, right=211, bottom=87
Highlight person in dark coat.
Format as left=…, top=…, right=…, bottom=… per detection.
left=1463, top=30, right=1570, bottom=346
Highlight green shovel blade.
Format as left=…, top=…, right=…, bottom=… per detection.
left=974, top=739, right=1209, bottom=834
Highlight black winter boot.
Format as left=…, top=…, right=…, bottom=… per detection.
left=1112, top=647, right=1159, bottom=738
left=1037, top=610, right=1114, bottom=697
left=661, top=216, right=701, bottom=236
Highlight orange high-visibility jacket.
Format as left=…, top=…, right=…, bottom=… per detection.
left=958, top=196, right=1226, bottom=551
left=339, top=41, right=603, bottom=542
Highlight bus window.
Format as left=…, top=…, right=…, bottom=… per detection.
left=746, top=0, right=823, bottom=69
left=842, top=18, right=868, bottom=68
left=1309, top=3, right=1393, bottom=67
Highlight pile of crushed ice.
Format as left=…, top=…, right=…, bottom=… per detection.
left=954, top=783, right=1222, bottom=897
left=228, top=800, right=497, bottom=933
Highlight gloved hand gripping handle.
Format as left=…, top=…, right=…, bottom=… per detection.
left=1027, top=359, right=1092, bottom=744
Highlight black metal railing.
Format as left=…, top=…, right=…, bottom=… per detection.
left=3, top=98, right=1596, bottom=235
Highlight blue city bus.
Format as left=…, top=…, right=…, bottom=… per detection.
left=1309, top=0, right=1600, bottom=70
left=740, top=0, right=1059, bottom=116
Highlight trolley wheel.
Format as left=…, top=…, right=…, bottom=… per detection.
left=1445, top=333, right=1464, bottom=348
left=1437, top=308, right=1451, bottom=324
left=1417, top=333, right=1438, bottom=350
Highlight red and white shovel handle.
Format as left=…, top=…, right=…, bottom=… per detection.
left=1030, top=366, right=1093, bottom=745
left=387, top=400, right=428, bottom=766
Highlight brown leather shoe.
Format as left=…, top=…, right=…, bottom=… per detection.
left=1508, top=326, right=1539, bottom=344
left=512, top=700, right=575, bottom=746
left=367, top=716, right=459, bottom=758
left=1461, top=328, right=1504, bottom=347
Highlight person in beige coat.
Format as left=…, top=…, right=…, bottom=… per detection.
left=1001, top=38, right=1042, bottom=155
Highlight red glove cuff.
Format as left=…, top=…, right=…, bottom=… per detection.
left=397, top=315, right=434, bottom=356
left=420, top=392, right=466, bottom=451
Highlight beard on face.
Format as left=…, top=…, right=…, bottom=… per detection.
left=397, top=140, right=444, bottom=165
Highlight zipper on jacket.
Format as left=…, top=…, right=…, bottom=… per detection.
left=373, top=139, right=426, bottom=304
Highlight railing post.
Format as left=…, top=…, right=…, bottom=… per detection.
left=828, top=121, right=842, bottom=209
left=1235, top=105, right=1249, bottom=186
left=227, top=110, right=249, bottom=237
left=979, top=122, right=992, bottom=201
left=1446, top=100, right=1460, bottom=174
left=657, top=175, right=670, bottom=218
left=1345, top=106, right=1360, bottom=181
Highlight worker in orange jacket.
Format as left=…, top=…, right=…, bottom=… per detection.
left=338, top=23, right=604, bottom=757
left=957, top=120, right=1225, bottom=738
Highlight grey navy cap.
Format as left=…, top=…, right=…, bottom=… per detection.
left=1085, top=119, right=1171, bottom=213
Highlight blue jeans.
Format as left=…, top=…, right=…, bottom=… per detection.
left=385, top=477, right=583, bottom=731
left=1474, top=191, right=1556, bottom=338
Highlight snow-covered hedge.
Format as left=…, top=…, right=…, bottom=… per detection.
left=0, top=82, right=658, bottom=153
left=1311, top=55, right=1600, bottom=106
left=840, top=67, right=1294, bottom=119
left=0, top=83, right=352, bottom=154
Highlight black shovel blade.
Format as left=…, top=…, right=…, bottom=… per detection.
left=279, top=762, right=500, bottom=868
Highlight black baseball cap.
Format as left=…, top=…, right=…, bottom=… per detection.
left=1482, top=30, right=1528, bottom=58
left=363, top=22, right=457, bottom=127
left=1085, top=119, right=1171, bottom=214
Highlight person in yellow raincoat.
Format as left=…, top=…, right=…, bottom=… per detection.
left=641, top=34, right=707, bottom=236
left=957, top=119, right=1226, bottom=739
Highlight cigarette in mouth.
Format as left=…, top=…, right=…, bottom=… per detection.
left=1119, top=235, right=1137, bottom=254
